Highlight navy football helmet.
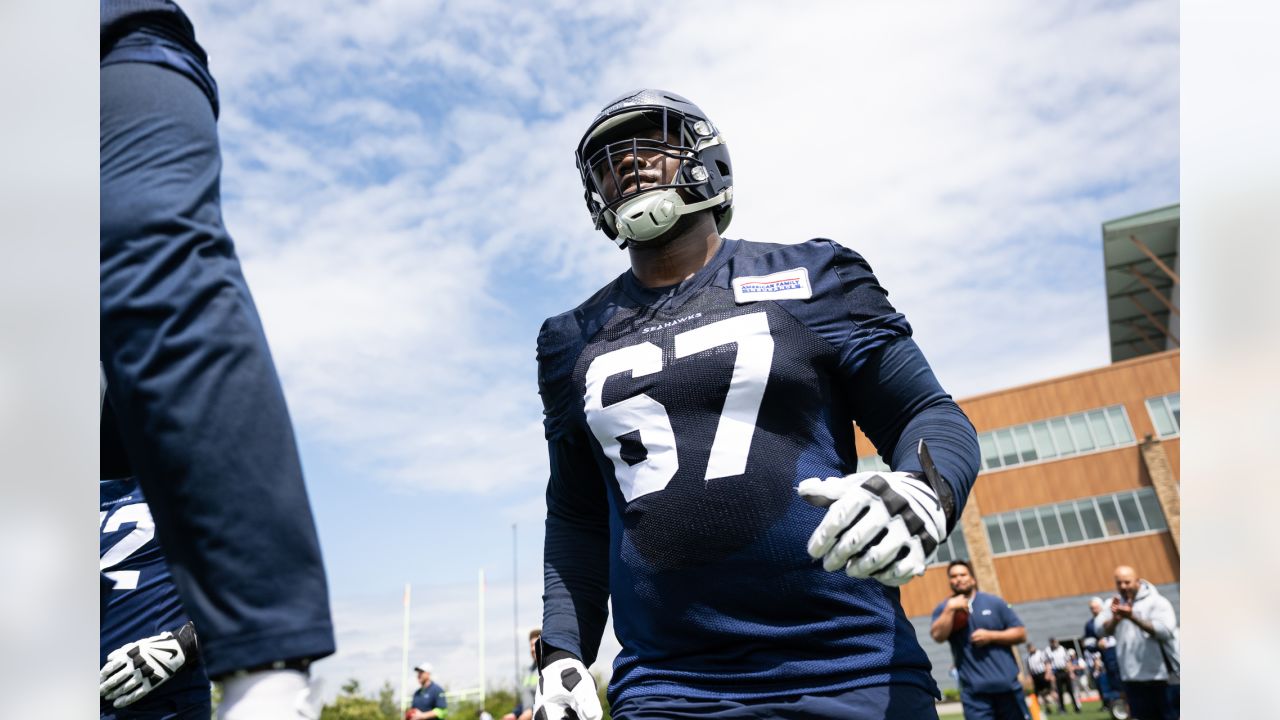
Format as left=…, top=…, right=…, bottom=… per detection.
left=575, top=89, right=733, bottom=247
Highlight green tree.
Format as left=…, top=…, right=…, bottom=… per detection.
left=449, top=688, right=518, bottom=720
left=320, top=677, right=399, bottom=720
left=378, top=681, right=399, bottom=718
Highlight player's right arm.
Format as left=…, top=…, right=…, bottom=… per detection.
left=536, top=318, right=608, bottom=720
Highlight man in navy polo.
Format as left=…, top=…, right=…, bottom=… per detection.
left=408, top=663, right=448, bottom=720
left=931, top=561, right=1030, bottom=720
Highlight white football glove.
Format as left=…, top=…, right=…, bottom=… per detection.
left=100, top=622, right=198, bottom=708
left=799, top=442, right=949, bottom=587
left=534, top=657, right=602, bottom=720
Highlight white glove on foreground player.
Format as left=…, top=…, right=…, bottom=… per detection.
left=534, top=657, right=602, bottom=720
left=99, top=622, right=199, bottom=708
left=799, top=440, right=949, bottom=587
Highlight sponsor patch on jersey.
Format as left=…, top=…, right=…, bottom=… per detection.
left=731, top=268, right=812, bottom=303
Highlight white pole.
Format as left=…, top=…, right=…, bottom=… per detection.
left=512, top=523, right=519, bottom=699
left=479, top=568, right=487, bottom=707
left=400, top=583, right=411, bottom=714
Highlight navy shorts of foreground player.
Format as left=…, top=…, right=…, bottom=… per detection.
left=539, top=237, right=981, bottom=710
left=101, top=0, right=334, bottom=677
left=612, top=684, right=937, bottom=719
left=932, top=592, right=1029, bottom=720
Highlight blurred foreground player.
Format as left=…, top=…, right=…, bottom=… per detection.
left=101, top=401, right=209, bottom=719
left=101, top=2, right=334, bottom=716
left=930, top=561, right=1029, bottom=720
left=535, top=89, right=980, bottom=719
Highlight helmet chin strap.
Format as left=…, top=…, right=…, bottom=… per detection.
left=611, top=187, right=732, bottom=246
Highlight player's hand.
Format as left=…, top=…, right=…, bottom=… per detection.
left=534, top=657, right=602, bottom=720
left=798, top=468, right=946, bottom=587
left=970, top=629, right=994, bottom=646
left=945, top=595, right=969, bottom=612
left=99, top=622, right=198, bottom=707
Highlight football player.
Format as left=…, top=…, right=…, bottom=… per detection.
left=101, top=398, right=210, bottom=719
left=100, top=2, right=334, bottom=716
left=534, top=90, right=981, bottom=719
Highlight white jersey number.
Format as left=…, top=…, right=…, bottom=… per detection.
left=584, top=312, right=774, bottom=502
left=100, top=503, right=155, bottom=591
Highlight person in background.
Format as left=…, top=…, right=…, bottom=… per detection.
left=503, top=629, right=540, bottom=720
left=408, top=663, right=448, bottom=720
left=1025, top=643, right=1055, bottom=714
left=1045, top=638, right=1081, bottom=714
left=1096, top=566, right=1179, bottom=720
left=1083, top=596, right=1123, bottom=712
left=1067, top=649, right=1090, bottom=699
left=931, top=561, right=1029, bottom=720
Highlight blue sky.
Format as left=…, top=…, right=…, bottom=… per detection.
left=182, top=0, right=1178, bottom=700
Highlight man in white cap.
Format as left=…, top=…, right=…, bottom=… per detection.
left=409, top=662, right=448, bottom=720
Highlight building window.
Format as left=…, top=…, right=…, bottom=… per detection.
left=1145, top=392, right=1180, bottom=438
left=984, top=488, right=1168, bottom=556
left=976, top=405, right=1137, bottom=473
left=933, top=530, right=970, bottom=565
left=985, top=516, right=1007, bottom=554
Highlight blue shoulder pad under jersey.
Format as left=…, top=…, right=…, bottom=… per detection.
left=721, top=238, right=912, bottom=375
left=719, top=239, right=978, bottom=515
left=101, top=477, right=210, bottom=703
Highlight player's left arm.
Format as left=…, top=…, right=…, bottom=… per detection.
left=850, top=335, right=980, bottom=521
left=801, top=335, right=980, bottom=585
left=99, top=620, right=200, bottom=708
left=784, top=241, right=979, bottom=585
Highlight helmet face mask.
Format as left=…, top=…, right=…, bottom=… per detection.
left=576, top=90, right=733, bottom=247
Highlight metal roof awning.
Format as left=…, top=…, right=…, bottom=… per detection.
left=1103, top=204, right=1180, bottom=363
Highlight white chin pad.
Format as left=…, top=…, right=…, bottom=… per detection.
left=614, top=189, right=682, bottom=242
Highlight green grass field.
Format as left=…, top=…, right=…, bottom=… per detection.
left=939, top=700, right=1114, bottom=720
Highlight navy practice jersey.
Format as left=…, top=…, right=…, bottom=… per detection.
left=101, top=477, right=211, bottom=707
left=538, top=238, right=980, bottom=704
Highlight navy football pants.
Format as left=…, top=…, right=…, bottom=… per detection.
left=100, top=60, right=335, bottom=677
left=960, top=688, right=1031, bottom=720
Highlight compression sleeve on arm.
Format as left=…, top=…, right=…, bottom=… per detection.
left=848, top=336, right=981, bottom=531
left=537, top=317, right=611, bottom=666
left=541, top=430, right=611, bottom=665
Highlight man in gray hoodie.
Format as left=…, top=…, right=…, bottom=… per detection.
left=1095, top=565, right=1179, bottom=720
